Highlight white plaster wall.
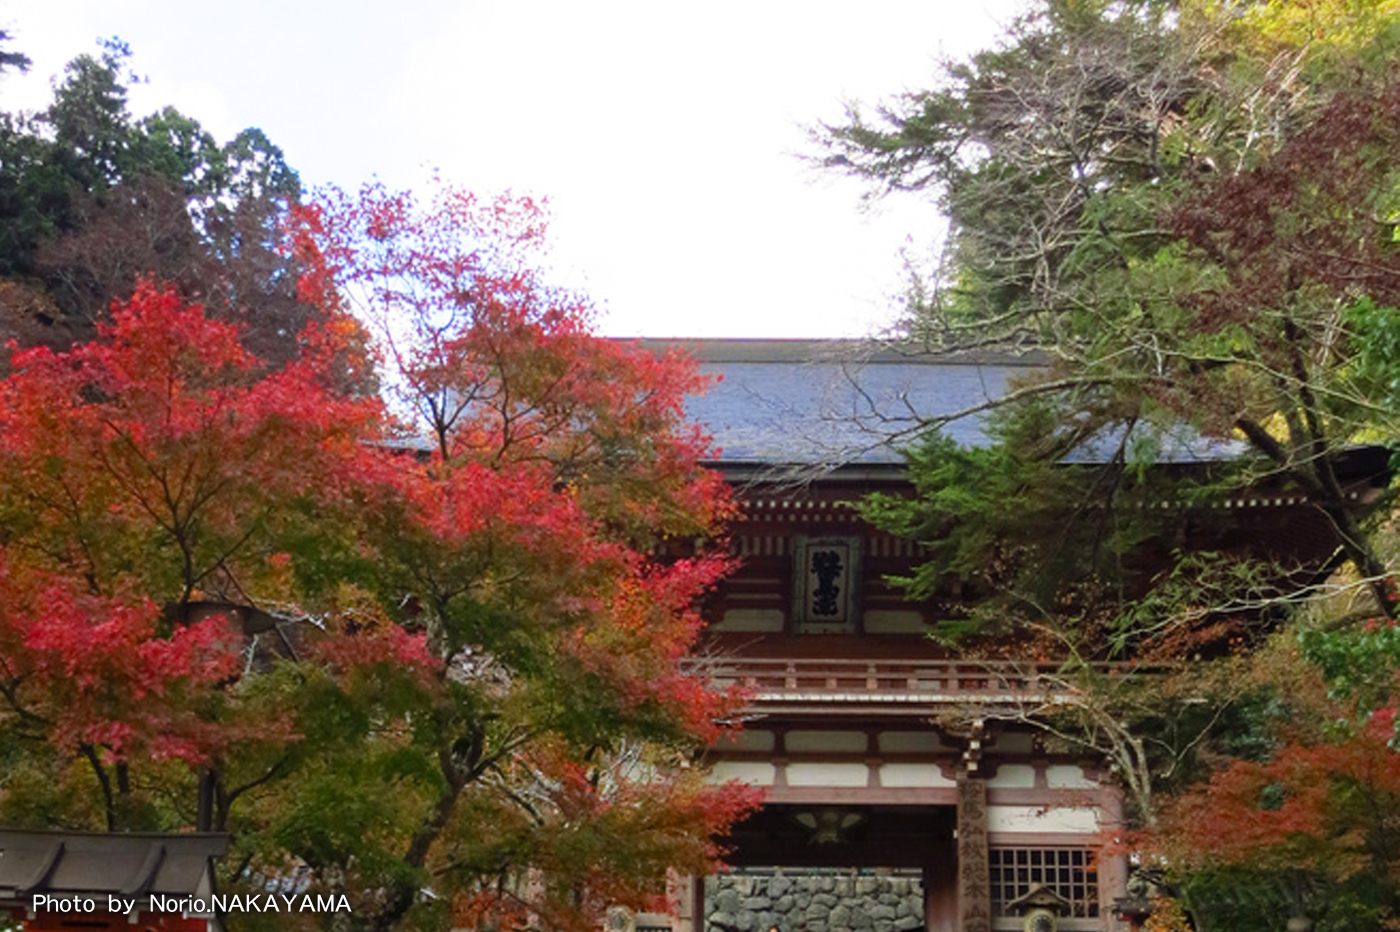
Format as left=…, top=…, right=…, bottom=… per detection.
left=712, top=608, right=784, bottom=632
left=785, top=730, right=868, bottom=753
left=992, top=733, right=1036, bottom=754
left=987, top=764, right=1036, bottom=788
left=1045, top=764, right=1097, bottom=789
left=785, top=762, right=870, bottom=787
left=862, top=609, right=927, bottom=634
left=878, top=763, right=957, bottom=788
left=708, top=761, right=776, bottom=786
left=878, top=731, right=950, bottom=753
left=712, top=729, right=776, bottom=753
left=987, top=805, right=1099, bottom=834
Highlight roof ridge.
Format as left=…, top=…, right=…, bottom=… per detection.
left=626, top=338, right=1047, bottom=366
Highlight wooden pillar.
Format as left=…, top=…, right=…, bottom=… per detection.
left=1098, top=781, right=1130, bottom=922
left=922, top=841, right=958, bottom=932
left=956, top=771, right=992, bottom=932
left=672, top=872, right=697, bottom=932
left=689, top=873, right=707, bottom=932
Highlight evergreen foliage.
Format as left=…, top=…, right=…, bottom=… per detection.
left=819, top=0, right=1400, bottom=646
left=821, top=1, right=1400, bottom=925
left=0, top=39, right=315, bottom=368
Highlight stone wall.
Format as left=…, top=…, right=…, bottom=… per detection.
left=703, top=871, right=925, bottom=932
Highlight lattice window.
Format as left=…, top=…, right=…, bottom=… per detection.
left=989, top=847, right=1099, bottom=919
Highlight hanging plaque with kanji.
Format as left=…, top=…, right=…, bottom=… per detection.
left=793, top=536, right=861, bottom=632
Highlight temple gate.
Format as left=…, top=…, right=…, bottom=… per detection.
left=638, top=339, right=1390, bottom=932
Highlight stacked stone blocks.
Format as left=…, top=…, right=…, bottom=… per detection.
left=704, top=872, right=925, bottom=932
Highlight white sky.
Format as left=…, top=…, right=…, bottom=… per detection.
left=0, top=1, right=1023, bottom=338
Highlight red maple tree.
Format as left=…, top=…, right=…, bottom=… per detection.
left=288, top=183, right=757, bottom=931
left=0, top=186, right=758, bottom=932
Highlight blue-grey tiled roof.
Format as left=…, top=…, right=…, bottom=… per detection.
left=642, top=339, right=1243, bottom=468
left=640, top=340, right=1034, bottom=466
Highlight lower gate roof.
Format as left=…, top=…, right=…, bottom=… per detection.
left=0, top=830, right=228, bottom=903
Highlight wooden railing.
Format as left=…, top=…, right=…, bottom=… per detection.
left=692, top=657, right=1154, bottom=704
